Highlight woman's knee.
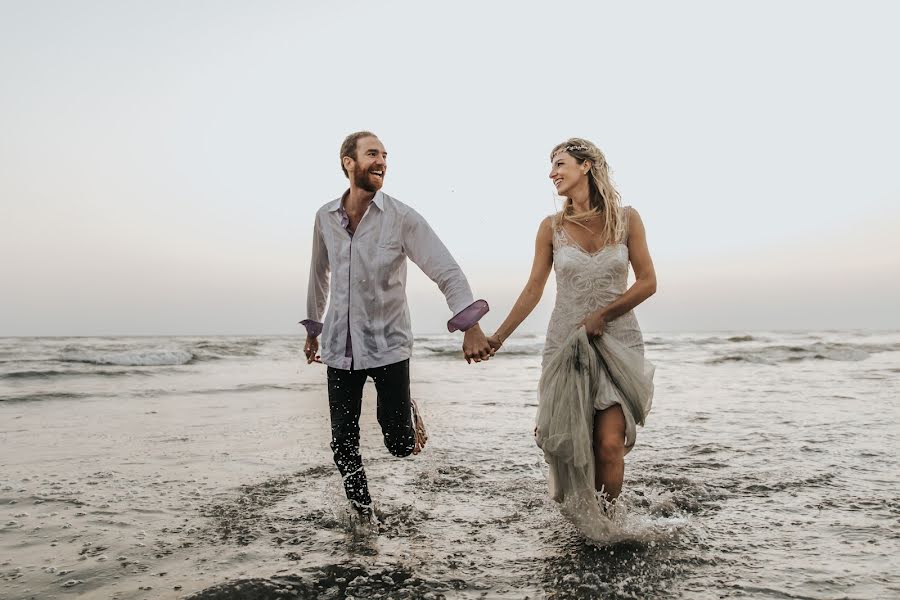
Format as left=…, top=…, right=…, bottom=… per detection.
left=596, top=435, right=624, bottom=464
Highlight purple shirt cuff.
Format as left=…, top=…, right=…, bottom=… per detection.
left=300, top=319, right=323, bottom=338
left=447, top=299, right=489, bottom=333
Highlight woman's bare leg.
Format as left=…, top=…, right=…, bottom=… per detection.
left=593, top=404, right=626, bottom=501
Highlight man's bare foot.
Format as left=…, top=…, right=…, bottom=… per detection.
left=411, top=398, right=428, bottom=455
left=350, top=502, right=377, bottom=528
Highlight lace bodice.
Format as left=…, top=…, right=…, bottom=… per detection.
left=543, top=208, right=645, bottom=365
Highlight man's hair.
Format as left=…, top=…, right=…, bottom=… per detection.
left=339, top=131, right=378, bottom=178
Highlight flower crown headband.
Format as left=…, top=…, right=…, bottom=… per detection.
left=553, top=144, right=590, bottom=158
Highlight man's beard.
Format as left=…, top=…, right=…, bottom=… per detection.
left=352, top=167, right=383, bottom=193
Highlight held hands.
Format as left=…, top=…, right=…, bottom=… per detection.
left=304, top=335, right=322, bottom=364
left=462, top=324, right=494, bottom=364
left=581, top=311, right=607, bottom=337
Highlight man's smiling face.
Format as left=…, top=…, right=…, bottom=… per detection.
left=347, top=136, right=387, bottom=193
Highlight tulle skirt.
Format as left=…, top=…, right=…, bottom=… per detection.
left=535, top=326, right=655, bottom=540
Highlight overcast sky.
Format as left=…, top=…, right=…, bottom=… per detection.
left=2, top=1, right=898, bottom=336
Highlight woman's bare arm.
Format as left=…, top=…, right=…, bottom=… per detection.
left=583, top=207, right=657, bottom=336
left=491, top=217, right=555, bottom=345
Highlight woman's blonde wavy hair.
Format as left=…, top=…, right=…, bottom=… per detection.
left=551, top=137, right=625, bottom=245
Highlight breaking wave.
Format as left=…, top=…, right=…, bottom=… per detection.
left=705, top=341, right=891, bottom=365
left=60, top=347, right=194, bottom=366
left=1, top=368, right=153, bottom=380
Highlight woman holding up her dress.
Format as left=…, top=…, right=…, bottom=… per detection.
left=487, top=138, right=657, bottom=539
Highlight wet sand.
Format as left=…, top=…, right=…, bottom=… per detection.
left=0, top=384, right=339, bottom=598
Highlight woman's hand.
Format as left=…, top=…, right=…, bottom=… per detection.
left=582, top=311, right=607, bottom=337
left=487, top=335, right=503, bottom=353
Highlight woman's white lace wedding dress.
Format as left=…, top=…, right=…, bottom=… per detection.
left=535, top=208, right=655, bottom=541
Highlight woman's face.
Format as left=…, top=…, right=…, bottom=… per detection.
left=549, top=152, right=588, bottom=197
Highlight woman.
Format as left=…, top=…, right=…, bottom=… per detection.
left=488, top=138, right=656, bottom=536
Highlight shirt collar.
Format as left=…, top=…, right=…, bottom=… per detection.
left=328, top=190, right=385, bottom=213
left=371, top=190, right=385, bottom=210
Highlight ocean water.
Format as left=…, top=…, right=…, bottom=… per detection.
left=0, top=331, right=898, bottom=599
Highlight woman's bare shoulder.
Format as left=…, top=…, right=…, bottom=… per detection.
left=536, top=215, right=556, bottom=242
left=624, top=205, right=643, bottom=218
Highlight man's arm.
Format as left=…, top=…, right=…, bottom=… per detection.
left=301, top=215, right=329, bottom=363
left=401, top=209, right=493, bottom=363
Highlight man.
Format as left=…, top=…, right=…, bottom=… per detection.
left=302, top=131, right=493, bottom=519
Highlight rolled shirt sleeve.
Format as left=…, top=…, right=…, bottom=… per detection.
left=447, top=299, right=490, bottom=332
left=299, top=319, right=323, bottom=338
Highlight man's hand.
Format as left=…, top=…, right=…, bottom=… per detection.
left=304, top=335, right=321, bottom=364
left=582, top=311, right=607, bottom=338
left=462, top=324, right=493, bottom=364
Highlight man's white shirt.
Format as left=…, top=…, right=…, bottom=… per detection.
left=305, top=190, right=484, bottom=370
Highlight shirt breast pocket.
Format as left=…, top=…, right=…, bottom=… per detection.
left=376, top=240, right=403, bottom=257
left=375, top=241, right=403, bottom=278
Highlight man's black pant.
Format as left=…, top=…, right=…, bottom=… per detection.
left=326, top=359, right=416, bottom=507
